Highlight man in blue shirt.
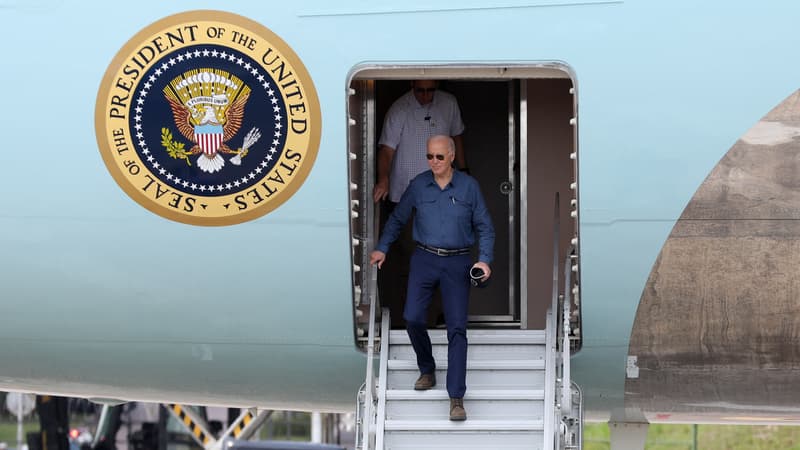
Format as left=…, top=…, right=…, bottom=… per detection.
left=370, top=135, right=494, bottom=421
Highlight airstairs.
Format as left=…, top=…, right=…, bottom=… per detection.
left=382, top=326, right=548, bottom=449
left=356, top=302, right=581, bottom=450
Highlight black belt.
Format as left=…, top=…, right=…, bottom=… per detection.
left=416, top=242, right=470, bottom=256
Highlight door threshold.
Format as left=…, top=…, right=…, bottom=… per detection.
left=467, top=315, right=519, bottom=329
left=468, top=314, right=515, bottom=322
left=388, top=316, right=520, bottom=330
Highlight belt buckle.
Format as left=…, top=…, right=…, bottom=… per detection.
left=436, top=247, right=445, bottom=256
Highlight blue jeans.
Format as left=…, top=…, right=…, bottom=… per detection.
left=403, top=248, right=471, bottom=398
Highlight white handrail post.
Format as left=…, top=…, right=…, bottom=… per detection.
left=360, top=266, right=379, bottom=449
left=374, top=308, right=390, bottom=450
left=544, top=299, right=557, bottom=450
left=561, top=253, right=573, bottom=415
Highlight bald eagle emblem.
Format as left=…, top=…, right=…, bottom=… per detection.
left=161, top=69, right=261, bottom=173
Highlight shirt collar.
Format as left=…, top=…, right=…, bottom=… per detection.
left=408, top=90, right=436, bottom=108
left=451, top=169, right=463, bottom=183
left=423, top=169, right=459, bottom=188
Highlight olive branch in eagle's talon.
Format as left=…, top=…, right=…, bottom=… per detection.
left=161, top=128, right=193, bottom=166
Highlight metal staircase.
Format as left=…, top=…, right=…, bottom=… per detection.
left=357, top=303, right=581, bottom=449
left=381, top=327, right=547, bottom=449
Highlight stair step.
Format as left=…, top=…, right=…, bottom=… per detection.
left=385, top=390, right=545, bottom=421
left=384, top=419, right=543, bottom=431
left=387, top=366, right=544, bottom=390
left=387, top=359, right=544, bottom=371
left=383, top=431, right=544, bottom=449
left=390, top=343, right=544, bottom=362
left=385, top=389, right=544, bottom=400
left=389, top=329, right=546, bottom=345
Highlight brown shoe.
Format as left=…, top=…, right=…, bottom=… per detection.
left=413, top=373, right=436, bottom=390
left=449, top=398, right=467, bottom=421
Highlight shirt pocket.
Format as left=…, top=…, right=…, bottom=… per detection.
left=451, top=196, right=473, bottom=220
left=419, top=193, right=439, bottom=214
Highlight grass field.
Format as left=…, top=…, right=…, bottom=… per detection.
left=584, top=423, right=800, bottom=450
left=0, top=422, right=38, bottom=447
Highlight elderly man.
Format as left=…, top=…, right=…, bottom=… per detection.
left=370, top=135, right=494, bottom=421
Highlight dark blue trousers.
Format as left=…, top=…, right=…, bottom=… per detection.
left=403, top=248, right=471, bottom=398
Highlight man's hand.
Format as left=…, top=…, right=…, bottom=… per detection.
left=373, top=178, right=389, bottom=203
left=370, top=250, right=386, bottom=269
left=472, top=262, right=491, bottom=281
left=374, top=145, right=394, bottom=203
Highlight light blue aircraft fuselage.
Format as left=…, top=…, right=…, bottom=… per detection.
left=2, top=1, right=800, bottom=425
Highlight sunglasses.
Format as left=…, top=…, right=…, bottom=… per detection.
left=414, top=87, right=436, bottom=94
left=426, top=153, right=446, bottom=161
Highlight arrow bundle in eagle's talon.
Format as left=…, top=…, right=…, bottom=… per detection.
left=230, top=127, right=262, bottom=165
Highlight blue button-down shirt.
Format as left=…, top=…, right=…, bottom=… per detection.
left=377, top=170, right=495, bottom=263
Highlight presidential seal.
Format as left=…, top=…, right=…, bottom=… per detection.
left=95, top=10, right=321, bottom=226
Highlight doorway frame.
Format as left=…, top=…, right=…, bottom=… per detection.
left=346, top=62, right=578, bottom=341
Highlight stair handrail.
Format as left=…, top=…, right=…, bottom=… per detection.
left=543, top=192, right=561, bottom=450
left=374, top=307, right=390, bottom=450
left=560, top=247, right=574, bottom=415
left=359, top=265, right=380, bottom=450
left=568, top=381, right=585, bottom=449
left=544, top=292, right=557, bottom=450
left=354, top=382, right=366, bottom=450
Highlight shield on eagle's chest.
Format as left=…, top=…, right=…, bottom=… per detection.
left=195, top=124, right=224, bottom=156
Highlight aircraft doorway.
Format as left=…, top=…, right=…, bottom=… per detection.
left=347, top=65, right=579, bottom=341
